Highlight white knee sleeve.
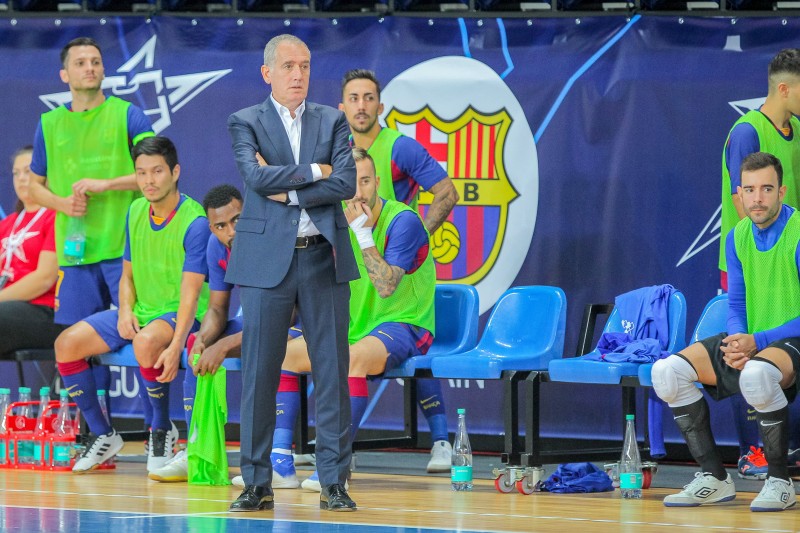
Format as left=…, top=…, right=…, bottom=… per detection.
left=739, top=359, right=787, bottom=413
left=651, top=356, right=703, bottom=407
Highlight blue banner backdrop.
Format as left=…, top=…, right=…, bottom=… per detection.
left=2, top=15, right=799, bottom=448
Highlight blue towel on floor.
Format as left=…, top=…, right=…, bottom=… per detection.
left=541, top=463, right=614, bottom=493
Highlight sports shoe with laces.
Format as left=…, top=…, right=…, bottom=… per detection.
left=738, top=446, right=768, bottom=480
left=146, top=422, right=178, bottom=473
left=72, top=431, right=124, bottom=473
left=663, top=472, right=736, bottom=507
left=148, top=449, right=188, bottom=482
left=427, top=440, right=452, bottom=473
left=301, top=470, right=349, bottom=492
left=750, top=476, right=797, bottom=512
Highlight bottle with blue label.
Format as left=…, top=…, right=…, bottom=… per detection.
left=53, top=390, right=75, bottom=468
left=619, top=414, right=643, bottom=499
left=0, top=388, right=10, bottom=464
left=64, top=216, right=86, bottom=265
left=451, top=408, right=473, bottom=491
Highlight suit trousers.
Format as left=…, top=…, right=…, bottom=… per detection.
left=238, top=240, right=351, bottom=489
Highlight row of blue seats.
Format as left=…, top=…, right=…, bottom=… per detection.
left=1, top=0, right=776, bottom=12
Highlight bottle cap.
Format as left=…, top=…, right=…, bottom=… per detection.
left=40, top=387, right=50, bottom=395
left=626, top=414, right=635, bottom=421
left=18, top=387, right=31, bottom=394
left=0, top=388, right=10, bottom=394
left=98, top=390, right=106, bottom=396
left=60, top=389, right=69, bottom=398
left=457, top=408, right=466, bottom=415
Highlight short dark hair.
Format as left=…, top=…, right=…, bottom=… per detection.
left=60, top=37, right=102, bottom=67
left=131, top=136, right=178, bottom=172
left=341, top=69, right=381, bottom=100
left=741, top=152, right=783, bottom=187
left=203, top=184, right=242, bottom=213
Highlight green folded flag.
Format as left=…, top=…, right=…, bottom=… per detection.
left=187, top=354, right=231, bottom=486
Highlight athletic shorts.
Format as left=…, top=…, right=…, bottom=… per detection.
left=366, top=322, right=433, bottom=378
left=84, top=309, right=200, bottom=353
left=55, top=258, right=122, bottom=326
left=289, top=316, right=303, bottom=340
left=693, top=332, right=800, bottom=402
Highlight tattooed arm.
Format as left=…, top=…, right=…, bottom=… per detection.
left=361, top=247, right=405, bottom=298
left=424, top=177, right=459, bottom=234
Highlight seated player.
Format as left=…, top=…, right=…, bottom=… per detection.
left=54, top=136, right=210, bottom=474
left=652, top=152, right=799, bottom=512
left=240, top=147, right=436, bottom=491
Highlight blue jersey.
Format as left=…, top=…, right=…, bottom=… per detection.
left=389, top=135, right=448, bottom=205
left=207, top=234, right=233, bottom=292
left=381, top=208, right=430, bottom=274
left=123, top=195, right=210, bottom=275
left=30, top=102, right=153, bottom=177
left=726, top=204, right=800, bottom=348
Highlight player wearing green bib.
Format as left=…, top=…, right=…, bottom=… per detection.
left=55, top=137, right=211, bottom=477
left=718, top=48, right=800, bottom=479
left=339, top=69, right=457, bottom=473
left=653, top=153, right=800, bottom=512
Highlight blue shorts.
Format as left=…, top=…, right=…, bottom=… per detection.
left=84, top=309, right=200, bottom=353
left=289, top=317, right=303, bottom=339
left=366, top=322, right=433, bottom=378
left=223, top=316, right=243, bottom=336
left=55, top=259, right=122, bottom=326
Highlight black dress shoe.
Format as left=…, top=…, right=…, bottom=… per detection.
left=229, top=485, right=274, bottom=512
left=320, top=483, right=357, bottom=512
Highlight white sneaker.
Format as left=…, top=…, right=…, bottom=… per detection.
left=663, top=472, right=736, bottom=507
left=230, top=472, right=300, bottom=489
left=148, top=449, right=188, bottom=482
left=427, top=440, right=452, bottom=473
left=72, top=431, right=124, bottom=473
left=751, top=476, right=797, bottom=512
left=146, top=422, right=179, bottom=473
left=293, top=453, right=316, bottom=466
left=271, top=452, right=300, bottom=489
left=232, top=474, right=245, bottom=488
left=300, top=471, right=349, bottom=492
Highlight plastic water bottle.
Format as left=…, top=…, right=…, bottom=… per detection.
left=64, top=216, right=86, bottom=265
left=97, top=390, right=111, bottom=425
left=451, top=408, right=473, bottom=491
left=16, top=387, right=34, bottom=464
left=32, top=387, right=51, bottom=465
left=0, top=388, right=10, bottom=465
left=53, top=390, right=75, bottom=468
left=619, top=414, right=643, bottom=499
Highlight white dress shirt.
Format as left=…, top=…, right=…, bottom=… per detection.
left=270, top=94, right=323, bottom=237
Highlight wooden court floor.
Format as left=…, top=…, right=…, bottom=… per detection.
left=0, top=459, right=798, bottom=533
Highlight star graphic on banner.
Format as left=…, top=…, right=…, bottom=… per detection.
left=38, top=35, right=231, bottom=134
left=677, top=97, right=765, bottom=267
left=0, top=230, right=41, bottom=265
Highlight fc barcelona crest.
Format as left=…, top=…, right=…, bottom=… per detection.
left=382, top=56, right=538, bottom=313
left=384, top=106, right=519, bottom=286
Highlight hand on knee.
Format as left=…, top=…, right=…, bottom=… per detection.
left=739, top=360, right=787, bottom=413
left=651, top=356, right=702, bottom=407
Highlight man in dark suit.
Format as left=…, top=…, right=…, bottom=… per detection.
left=225, top=34, right=358, bottom=513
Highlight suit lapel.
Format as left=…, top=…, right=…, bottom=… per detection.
left=257, top=99, right=293, bottom=165
left=299, top=103, right=321, bottom=165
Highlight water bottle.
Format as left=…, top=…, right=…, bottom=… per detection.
left=32, top=387, right=51, bottom=465
left=52, top=390, right=75, bottom=468
left=16, top=387, right=34, bottom=465
left=64, top=216, right=86, bottom=265
left=619, top=414, right=643, bottom=499
left=451, top=408, right=473, bottom=491
left=0, top=388, right=10, bottom=465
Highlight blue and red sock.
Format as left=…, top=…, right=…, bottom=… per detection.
left=274, top=371, right=300, bottom=452
left=417, top=378, right=448, bottom=442
left=58, top=359, right=112, bottom=435
left=139, top=366, right=170, bottom=431
left=349, top=377, right=369, bottom=442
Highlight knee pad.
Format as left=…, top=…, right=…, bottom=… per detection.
left=739, top=359, right=787, bottom=412
left=651, top=356, right=702, bottom=407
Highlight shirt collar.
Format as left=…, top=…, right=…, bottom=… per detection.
left=270, top=94, right=305, bottom=122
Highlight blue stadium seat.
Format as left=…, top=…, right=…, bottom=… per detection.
left=639, top=293, right=727, bottom=386
left=548, top=289, right=686, bottom=385
left=430, top=285, right=567, bottom=380
left=383, top=284, right=479, bottom=379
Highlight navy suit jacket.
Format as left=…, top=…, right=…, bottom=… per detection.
left=225, top=98, right=359, bottom=289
